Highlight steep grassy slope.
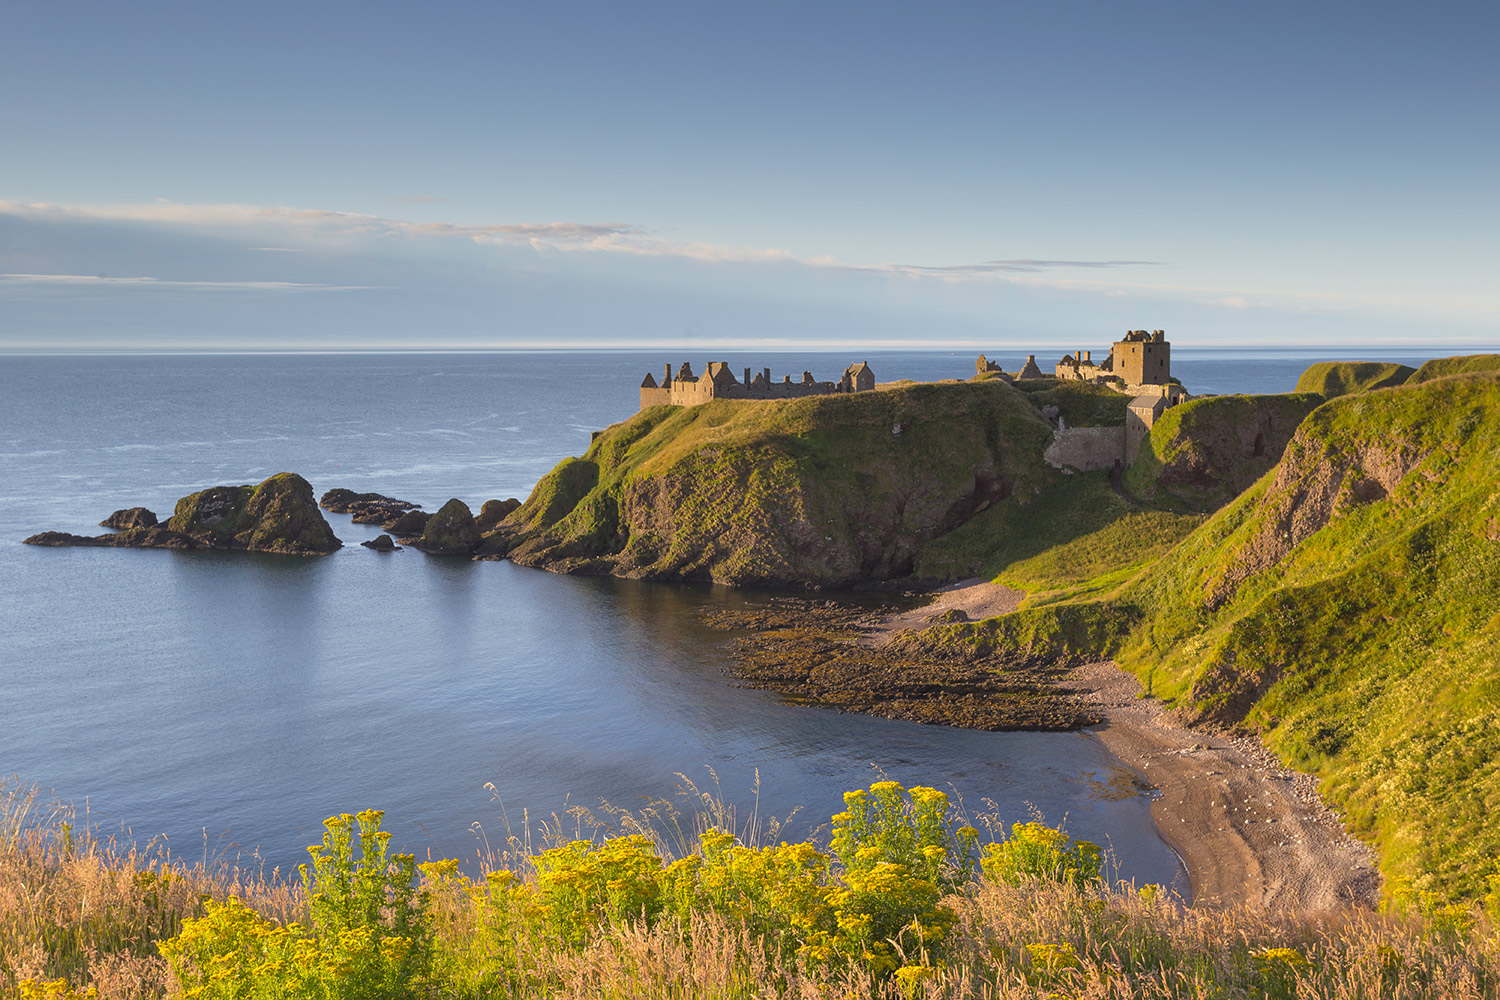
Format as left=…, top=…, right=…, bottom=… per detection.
left=1124, top=393, right=1323, bottom=512
left=909, top=371, right=1500, bottom=900
left=1294, top=361, right=1416, bottom=397
left=1109, top=372, right=1500, bottom=898
left=489, top=381, right=1064, bottom=587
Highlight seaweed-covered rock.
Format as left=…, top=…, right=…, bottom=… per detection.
left=410, top=498, right=480, bottom=554
left=475, top=498, right=522, bottom=529
left=362, top=534, right=400, bottom=551
left=385, top=509, right=431, bottom=535
left=100, top=507, right=158, bottom=530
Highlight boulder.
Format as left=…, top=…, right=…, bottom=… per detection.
left=410, top=498, right=481, bottom=554
left=361, top=534, right=400, bottom=551
left=475, top=498, right=522, bottom=529
left=100, top=507, right=158, bottom=530
left=384, top=509, right=431, bottom=535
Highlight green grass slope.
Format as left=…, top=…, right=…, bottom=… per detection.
left=1111, top=372, right=1500, bottom=899
left=1124, top=393, right=1324, bottom=512
left=1294, top=361, right=1416, bottom=398
left=492, top=381, right=1070, bottom=587
left=1408, top=353, right=1500, bottom=383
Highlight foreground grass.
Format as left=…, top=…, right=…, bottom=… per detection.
left=7, top=778, right=1500, bottom=999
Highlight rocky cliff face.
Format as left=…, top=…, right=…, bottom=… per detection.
left=484, top=381, right=1058, bottom=587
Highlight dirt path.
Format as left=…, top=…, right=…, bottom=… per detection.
left=1068, top=660, right=1381, bottom=910
left=859, top=578, right=1024, bottom=647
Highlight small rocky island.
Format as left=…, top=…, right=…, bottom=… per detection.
left=25, top=473, right=342, bottom=555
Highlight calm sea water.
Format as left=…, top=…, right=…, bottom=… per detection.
left=0, top=347, right=1449, bottom=888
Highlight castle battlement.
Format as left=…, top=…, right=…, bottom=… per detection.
left=641, top=360, right=875, bottom=410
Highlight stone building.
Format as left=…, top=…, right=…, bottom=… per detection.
left=640, top=361, right=876, bottom=410
left=980, top=330, right=1189, bottom=472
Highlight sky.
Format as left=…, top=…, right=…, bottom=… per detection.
left=1, top=0, right=1496, bottom=351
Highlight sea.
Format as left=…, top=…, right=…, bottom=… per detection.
left=0, top=346, right=1452, bottom=890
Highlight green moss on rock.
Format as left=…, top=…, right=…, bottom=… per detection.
left=165, top=473, right=339, bottom=554
left=413, top=498, right=481, bottom=554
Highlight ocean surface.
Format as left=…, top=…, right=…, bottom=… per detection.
left=0, top=346, right=1451, bottom=888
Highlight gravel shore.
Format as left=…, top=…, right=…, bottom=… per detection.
left=1068, top=659, right=1382, bottom=909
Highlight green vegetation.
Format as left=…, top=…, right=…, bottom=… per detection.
left=494, top=381, right=1063, bottom=586
left=1407, top=353, right=1500, bottom=383
left=1009, top=377, right=1130, bottom=426
left=9, top=778, right=1500, bottom=999
left=919, top=368, right=1500, bottom=905
left=1124, top=393, right=1323, bottom=512
left=165, top=473, right=340, bottom=554
left=413, top=498, right=481, bottom=554
left=1294, top=361, right=1416, bottom=398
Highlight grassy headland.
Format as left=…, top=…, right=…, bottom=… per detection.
left=487, top=380, right=1069, bottom=587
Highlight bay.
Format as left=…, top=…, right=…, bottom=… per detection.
left=0, top=347, right=1446, bottom=888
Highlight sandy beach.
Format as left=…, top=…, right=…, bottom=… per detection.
left=872, top=581, right=1382, bottom=910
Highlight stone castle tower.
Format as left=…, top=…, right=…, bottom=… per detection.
left=1112, top=330, right=1170, bottom=387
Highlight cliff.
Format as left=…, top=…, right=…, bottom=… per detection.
left=485, top=381, right=1063, bottom=587
left=1123, top=393, right=1324, bottom=512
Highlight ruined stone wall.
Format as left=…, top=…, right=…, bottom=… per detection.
left=1042, top=426, right=1125, bottom=472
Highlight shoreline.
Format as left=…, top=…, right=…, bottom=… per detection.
left=860, top=580, right=1382, bottom=910
left=1068, top=659, right=1380, bottom=909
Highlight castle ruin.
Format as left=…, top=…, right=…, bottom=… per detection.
left=978, top=330, right=1190, bottom=470
left=640, top=361, right=875, bottom=410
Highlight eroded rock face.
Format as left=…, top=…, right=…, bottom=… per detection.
left=100, top=507, right=158, bottom=530
left=26, top=473, right=341, bottom=555
left=475, top=498, right=521, bottom=529
left=409, top=498, right=480, bottom=554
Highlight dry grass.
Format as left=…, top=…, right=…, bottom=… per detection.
left=0, top=779, right=303, bottom=998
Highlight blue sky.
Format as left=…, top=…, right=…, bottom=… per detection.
left=1, top=0, right=1496, bottom=350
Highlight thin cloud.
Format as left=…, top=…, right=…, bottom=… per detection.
left=873, top=259, right=1166, bottom=275
left=248, top=246, right=306, bottom=253
left=0, top=273, right=384, bottom=291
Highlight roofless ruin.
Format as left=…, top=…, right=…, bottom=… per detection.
left=640, top=361, right=875, bottom=410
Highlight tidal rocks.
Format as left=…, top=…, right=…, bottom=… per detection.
left=408, top=498, right=480, bottom=554
left=24, top=528, right=199, bottom=549
left=26, top=473, right=341, bottom=555
left=361, top=534, right=401, bottom=551
left=100, top=507, right=158, bottom=530
left=475, top=498, right=522, bottom=530
left=385, top=509, right=431, bottom=535
left=319, top=489, right=422, bottom=526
